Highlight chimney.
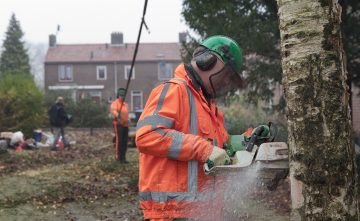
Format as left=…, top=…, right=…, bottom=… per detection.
left=111, top=32, right=124, bottom=45
left=179, top=32, right=187, bottom=44
left=49, top=34, right=56, bottom=47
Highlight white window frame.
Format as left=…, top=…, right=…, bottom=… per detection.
left=158, top=62, right=173, bottom=80
left=131, top=90, right=143, bottom=111
left=124, top=65, right=135, bottom=80
left=58, top=64, right=73, bottom=82
left=96, top=65, right=107, bottom=80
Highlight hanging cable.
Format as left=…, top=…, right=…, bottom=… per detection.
left=119, top=0, right=149, bottom=112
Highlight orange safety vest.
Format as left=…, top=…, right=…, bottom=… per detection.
left=136, top=64, right=229, bottom=220
left=110, top=98, right=129, bottom=127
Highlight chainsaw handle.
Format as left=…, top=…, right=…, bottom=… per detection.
left=246, top=126, right=264, bottom=152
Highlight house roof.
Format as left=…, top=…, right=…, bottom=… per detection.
left=45, top=43, right=182, bottom=63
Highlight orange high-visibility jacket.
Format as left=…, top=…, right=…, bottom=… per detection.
left=110, top=98, right=129, bottom=127
left=135, top=64, right=229, bottom=219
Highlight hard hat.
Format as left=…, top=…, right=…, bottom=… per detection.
left=201, top=35, right=243, bottom=74
left=117, top=88, right=126, bottom=97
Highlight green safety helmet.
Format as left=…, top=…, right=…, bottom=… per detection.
left=201, top=35, right=243, bottom=74
left=117, top=88, right=126, bottom=97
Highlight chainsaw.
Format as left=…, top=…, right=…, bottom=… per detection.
left=204, top=122, right=289, bottom=191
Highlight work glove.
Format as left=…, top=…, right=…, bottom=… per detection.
left=205, top=146, right=231, bottom=170
left=252, top=124, right=270, bottom=140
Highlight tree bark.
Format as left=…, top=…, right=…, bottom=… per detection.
left=276, top=0, right=359, bottom=220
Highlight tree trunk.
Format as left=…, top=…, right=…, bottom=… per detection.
left=276, top=0, right=359, bottom=220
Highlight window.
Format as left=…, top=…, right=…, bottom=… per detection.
left=131, top=90, right=143, bottom=111
left=58, top=65, right=73, bottom=82
left=96, top=66, right=107, bottom=80
left=158, top=62, right=173, bottom=80
left=125, top=65, right=135, bottom=79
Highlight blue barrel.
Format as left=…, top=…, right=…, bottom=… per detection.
left=33, top=129, right=42, bottom=142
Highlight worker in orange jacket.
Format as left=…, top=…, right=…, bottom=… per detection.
left=136, top=35, right=244, bottom=220
left=110, top=88, right=129, bottom=163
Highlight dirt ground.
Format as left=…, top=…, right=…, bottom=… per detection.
left=0, top=129, right=291, bottom=221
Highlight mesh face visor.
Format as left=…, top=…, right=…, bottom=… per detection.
left=209, top=64, right=243, bottom=98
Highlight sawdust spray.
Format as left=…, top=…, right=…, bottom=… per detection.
left=186, top=166, right=260, bottom=221
left=223, top=166, right=259, bottom=220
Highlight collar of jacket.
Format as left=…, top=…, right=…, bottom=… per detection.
left=174, top=64, right=219, bottom=117
left=184, top=64, right=212, bottom=104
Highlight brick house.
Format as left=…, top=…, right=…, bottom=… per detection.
left=44, top=32, right=184, bottom=111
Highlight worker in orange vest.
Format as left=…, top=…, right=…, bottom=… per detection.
left=110, top=88, right=129, bottom=163
left=136, top=35, right=245, bottom=220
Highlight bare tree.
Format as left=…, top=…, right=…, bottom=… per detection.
left=276, top=0, right=359, bottom=220
left=26, top=42, right=48, bottom=89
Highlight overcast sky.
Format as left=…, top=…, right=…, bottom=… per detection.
left=0, top=0, right=190, bottom=45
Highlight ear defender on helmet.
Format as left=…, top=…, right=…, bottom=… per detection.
left=200, top=35, right=243, bottom=75
left=194, top=49, right=217, bottom=71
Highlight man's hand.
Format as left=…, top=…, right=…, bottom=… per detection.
left=115, top=112, right=125, bottom=124
left=206, top=146, right=231, bottom=168
left=252, top=124, right=270, bottom=140
left=114, top=112, right=120, bottom=121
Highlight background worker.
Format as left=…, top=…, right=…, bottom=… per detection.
left=135, top=35, right=244, bottom=220
left=48, top=96, right=71, bottom=150
left=110, top=88, right=129, bottom=163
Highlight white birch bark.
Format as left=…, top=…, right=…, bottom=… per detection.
left=276, top=0, right=359, bottom=220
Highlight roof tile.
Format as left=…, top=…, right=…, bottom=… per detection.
left=45, top=43, right=182, bottom=63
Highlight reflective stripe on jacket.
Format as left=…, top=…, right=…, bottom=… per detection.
left=135, top=64, right=229, bottom=219
left=110, top=98, right=129, bottom=127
